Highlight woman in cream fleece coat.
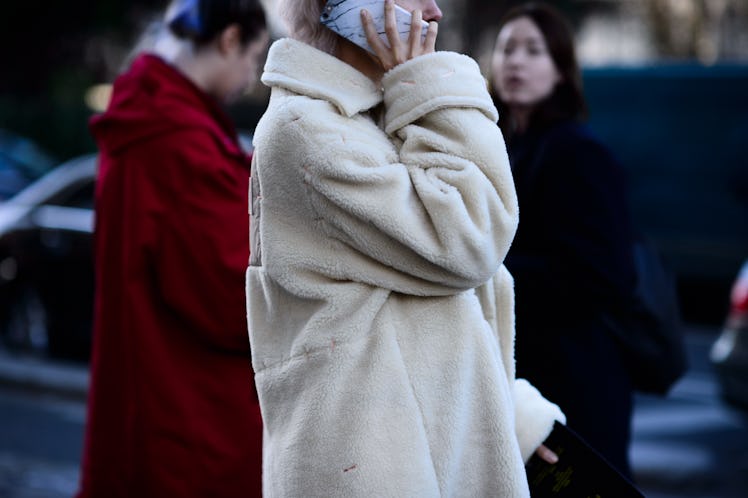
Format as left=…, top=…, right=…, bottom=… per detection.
left=247, top=0, right=564, bottom=495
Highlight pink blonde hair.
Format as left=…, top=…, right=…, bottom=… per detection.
left=277, top=0, right=339, bottom=53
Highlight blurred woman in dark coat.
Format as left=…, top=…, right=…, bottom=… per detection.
left=77, top=1, right=268, bottom=496
left=489, top=2, right=638, bottom=478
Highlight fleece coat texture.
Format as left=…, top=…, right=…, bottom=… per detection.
left=247, top=38, right=564, bottom=498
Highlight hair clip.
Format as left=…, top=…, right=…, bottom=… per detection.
left=165, top=0, right=203, bottom=37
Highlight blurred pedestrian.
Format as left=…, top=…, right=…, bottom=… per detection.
left=76, top=1, right=268, bottom=496
left=246, top=0, right=565, bottom=496
left=489, top=1, right=638, bottom=478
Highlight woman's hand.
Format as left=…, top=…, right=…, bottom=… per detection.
left=361, top=0, right=438, bottom=71
left=535, top=444, right=559, bottom=464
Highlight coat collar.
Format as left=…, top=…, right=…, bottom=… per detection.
left=261, top=38, right=382, bottom=117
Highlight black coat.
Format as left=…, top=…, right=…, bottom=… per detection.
left=505, top=119, right=637, bottom=477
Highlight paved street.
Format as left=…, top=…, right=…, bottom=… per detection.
left=631, top=326, right=748, bottom=498
left=0, top=388, right=83, bottom=497
left=0, top=324, right=745, bottom=497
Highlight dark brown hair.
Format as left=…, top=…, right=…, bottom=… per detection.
left=489, top=2, right=587, bottom=141
left=168, top=0, right=267, bottom=47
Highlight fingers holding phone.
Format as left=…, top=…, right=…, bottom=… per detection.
left=360, top=0, right=438, bottom=71
left=408, top=8, right=438, bottom=59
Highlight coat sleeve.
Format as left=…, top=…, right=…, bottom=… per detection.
left=513, top=379, right=566, bottom=462
left=509, top=129, right=636, bottom=316
left=545, top=134, right=636, bottom=304
left=475, top=267, right=566, bottom=463
left=144, top=129, right=251, bottom=352
left=265, top=52, right=518, bottom=294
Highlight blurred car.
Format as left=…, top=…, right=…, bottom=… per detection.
left=710, top=259, right=748, bottom=409
left=0, top=129, right=58, bottom=202
left=0, top=133, right=254, bottom=361
left=0, top=154, right=97, bottom=360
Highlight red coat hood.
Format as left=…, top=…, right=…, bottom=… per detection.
left=90, top=54, right=243, bottom=157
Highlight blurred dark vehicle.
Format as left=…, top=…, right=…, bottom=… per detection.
left=583, top=63, right=748, bottom=325
left=710, top=259, right=748, bottom=409
left=0, top=132, right=254, bottom=361
left=0, top=129, right=58, bottom=202
left=0, top=154, right=96, bottom=361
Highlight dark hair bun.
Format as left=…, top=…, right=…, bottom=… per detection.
left=166, top=0, right=266, bottom=46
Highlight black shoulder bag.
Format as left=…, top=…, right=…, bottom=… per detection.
left=604, top=237, right=688, bottom=395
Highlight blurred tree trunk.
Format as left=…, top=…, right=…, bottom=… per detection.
left=646, top=0, right=747, bottom=64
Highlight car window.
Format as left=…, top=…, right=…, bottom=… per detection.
left=48, top=180, right=95, bottom=209
left=65, top=182, right=95, bottom=209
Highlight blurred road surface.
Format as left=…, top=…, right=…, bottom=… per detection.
left=632, top=325, right=748, bottom=498
left=0, top=324, right=745, bottom=497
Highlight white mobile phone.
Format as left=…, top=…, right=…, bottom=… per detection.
left=320, top=0, right=429, bottom=55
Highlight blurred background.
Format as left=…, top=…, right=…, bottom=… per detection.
left=0, top=0, right=747, bottom=497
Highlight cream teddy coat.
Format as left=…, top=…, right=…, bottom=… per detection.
left=246, top=38, right=565, bottom=497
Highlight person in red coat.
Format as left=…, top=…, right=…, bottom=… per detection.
left=76, top=1, right=268, bottom=496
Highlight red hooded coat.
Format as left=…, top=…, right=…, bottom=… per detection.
left=77, top=54, right=262, bottom=497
